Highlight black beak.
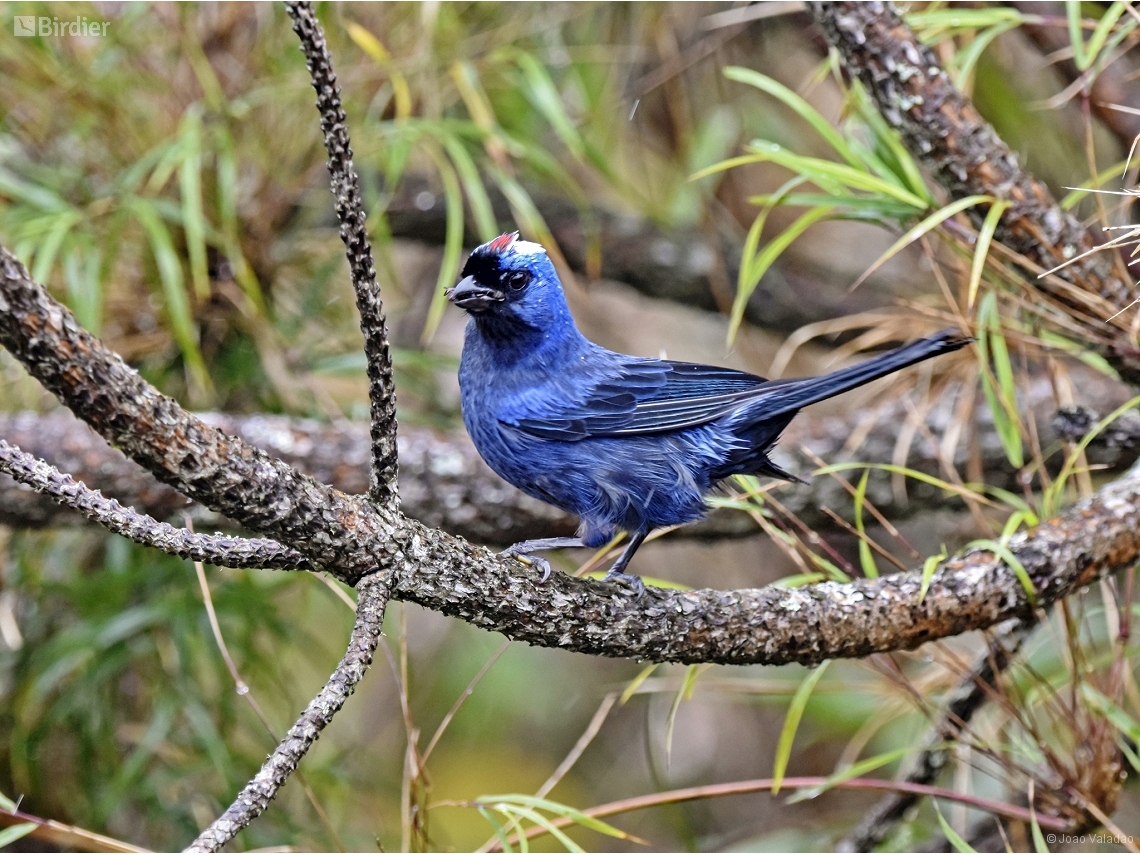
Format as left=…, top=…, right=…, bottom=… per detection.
left=446, top=275, right=504, bottom=313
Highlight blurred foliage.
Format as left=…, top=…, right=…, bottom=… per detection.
left=0, top=1, right=1139, bottom=852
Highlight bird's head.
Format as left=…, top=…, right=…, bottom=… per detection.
left=447, top=232, right=574, bottom=342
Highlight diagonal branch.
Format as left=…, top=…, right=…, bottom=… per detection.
left=286, top=0, right=398, bottom=508
left=0, top=247, right=388, bottom=582
left=0, top=439, right=314, bottom=571
left=808, top=1, right=1140, bottom=382
left=185, top=572, right=391, bottom=853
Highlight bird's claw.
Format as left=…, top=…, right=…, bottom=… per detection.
left=501, top=550, right=553, bottom=582
left=604, top=569, right=646, bottom=598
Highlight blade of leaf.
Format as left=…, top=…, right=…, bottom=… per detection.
left=772, top=661, right=830, bottom=794
left=420, top=144, right=465, bottom=345
left=620, top=664, right=659, bottom=705
left=724, top=67, right=860, bottom=167
left=853, top=469, right=878, bottom=579
left=178, top=107, right=210, bottom=300
left=849, top=194, right=993, bottom=292
left=967, top=200, right=1011, bottom=308
left=932, top=799, right=978, bottom=853
left=0, top=823, right=38, bottom=849
left=967, top=539, right=1036, bottom=606
left=729, top=205, right=833, bottom=343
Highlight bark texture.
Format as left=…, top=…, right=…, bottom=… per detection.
left=808, top=1, right=1140, bottom=381
left=0, top=248, right=390, bottom=583
left=287, top=1, right=399, bottom=507
left=0, top=439, right=312, bottom=571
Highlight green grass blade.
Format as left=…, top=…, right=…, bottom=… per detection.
left=178, top=108, right=210, bottom=300
left=126, top=197, right=212, bottom=396
left=933, top=800, right=977, bottom=853
left=724, top=67, right=860, bottom=167
left=420, top=143, right=466, bottom=345
left=787, top=743, right=920, bottom=803
left=441, top=134, right=498, bottom=242
left=506, top=805, right=584, bottom=853
left=967, top=200, right=1010, bottom=309
left=478, top=806, right=514, bottom=853
left=620, top=663, right=659, bottom=704
left=63, top=245, right=103, bottom=334
left=744, top=141, right=929, bottom=208
left=29, top=209, right=81, bottom=285
left=1080, top=684, right=1140, bottom=743
left=515, top=51, right=587, bottom=163
left=853, top=469, right=878, bottom=579
left=967, top=539, right=1035, bottom=606
left=919, top=546, right=948, bottom=603
left=729, top=205, right=833, bottom=343
left=772, top=661, right=830, bottom=794
left=851, top=194, right=993, bottom=291
left=0, top=823, right=38, bottom=849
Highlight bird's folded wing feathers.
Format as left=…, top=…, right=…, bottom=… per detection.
left=499, top=359, right=775, bottom=441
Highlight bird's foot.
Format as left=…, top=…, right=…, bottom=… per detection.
left=500, top=548, right=553, bottom=582
left=604, top=568, right=646, bottom=597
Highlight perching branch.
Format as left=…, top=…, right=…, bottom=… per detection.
left=836, top=618, right=1036, bottom=852
left=185, top=572, right=391, bottom=853
left=808, top=1, right=1140, bottom=383
left=0, top=439, right=313, bottom=571
left=286, top=0, right=398, bottom=507
left=5, top=242, right=1140, bottom=666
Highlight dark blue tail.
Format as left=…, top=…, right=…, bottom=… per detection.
left=744, top=329, right=971, bottom=421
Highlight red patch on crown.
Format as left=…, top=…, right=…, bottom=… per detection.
left=487, top=231, right=519, bottom=253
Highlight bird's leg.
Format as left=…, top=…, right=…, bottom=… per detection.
left=604, top=530, right=649, bottom=596
left=499, top=537, right=585, bottom=582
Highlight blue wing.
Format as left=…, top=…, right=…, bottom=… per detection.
left=498, top=330, right=971, bottom=442
left=500, top=358, right=774, bottom=441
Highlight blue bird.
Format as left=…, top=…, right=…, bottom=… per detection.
left=447, top=232, right=969, bottom=591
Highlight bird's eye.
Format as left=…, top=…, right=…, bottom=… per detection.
left=505, top=270, right=531, bottom=291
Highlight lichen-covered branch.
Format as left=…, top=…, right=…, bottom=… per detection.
left=185, top=572, right=390, bottom=853
left=387, top=456, right=1140, bottom=665
left=6, top=238, right=1140, bottom=667
left=286, top=0, right=398, bottom=507
left=836, top=618, right=1035, bottom=852
left=808, top=1, right=1140, bottom=382
left=0, top=247, right=388, bottom=582
left=0, top=439, right=313, bottom=571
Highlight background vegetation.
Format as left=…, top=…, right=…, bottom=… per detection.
left=1, top=1, right=1139, bottom=851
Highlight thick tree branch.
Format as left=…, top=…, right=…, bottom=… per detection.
left=808, top=1, right=1140, bottom=382
left=0, top=439, right=313, bottom=571
left=186, top=572, right=390, bottom=853
left=388, top=455, right=1140, bottom=665
left=837, top=618, right=1035, bottom=852
left=0, top=247, right=388, bottom=582
left=5, top=238, right=1140, bottom=668
left=286, top=0, right=398, bottom=507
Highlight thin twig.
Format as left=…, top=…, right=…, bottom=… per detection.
left=185, top=573, right=391, bottom=853
left=836, top=618, right=1037, bottom=852
left=186, top=524, right=345, bottom=850
left=477, top=773, right=1071, bottom=852
left=0, top=440, right=313, bottom=571
left=285, top=0, right=398, bottom=507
